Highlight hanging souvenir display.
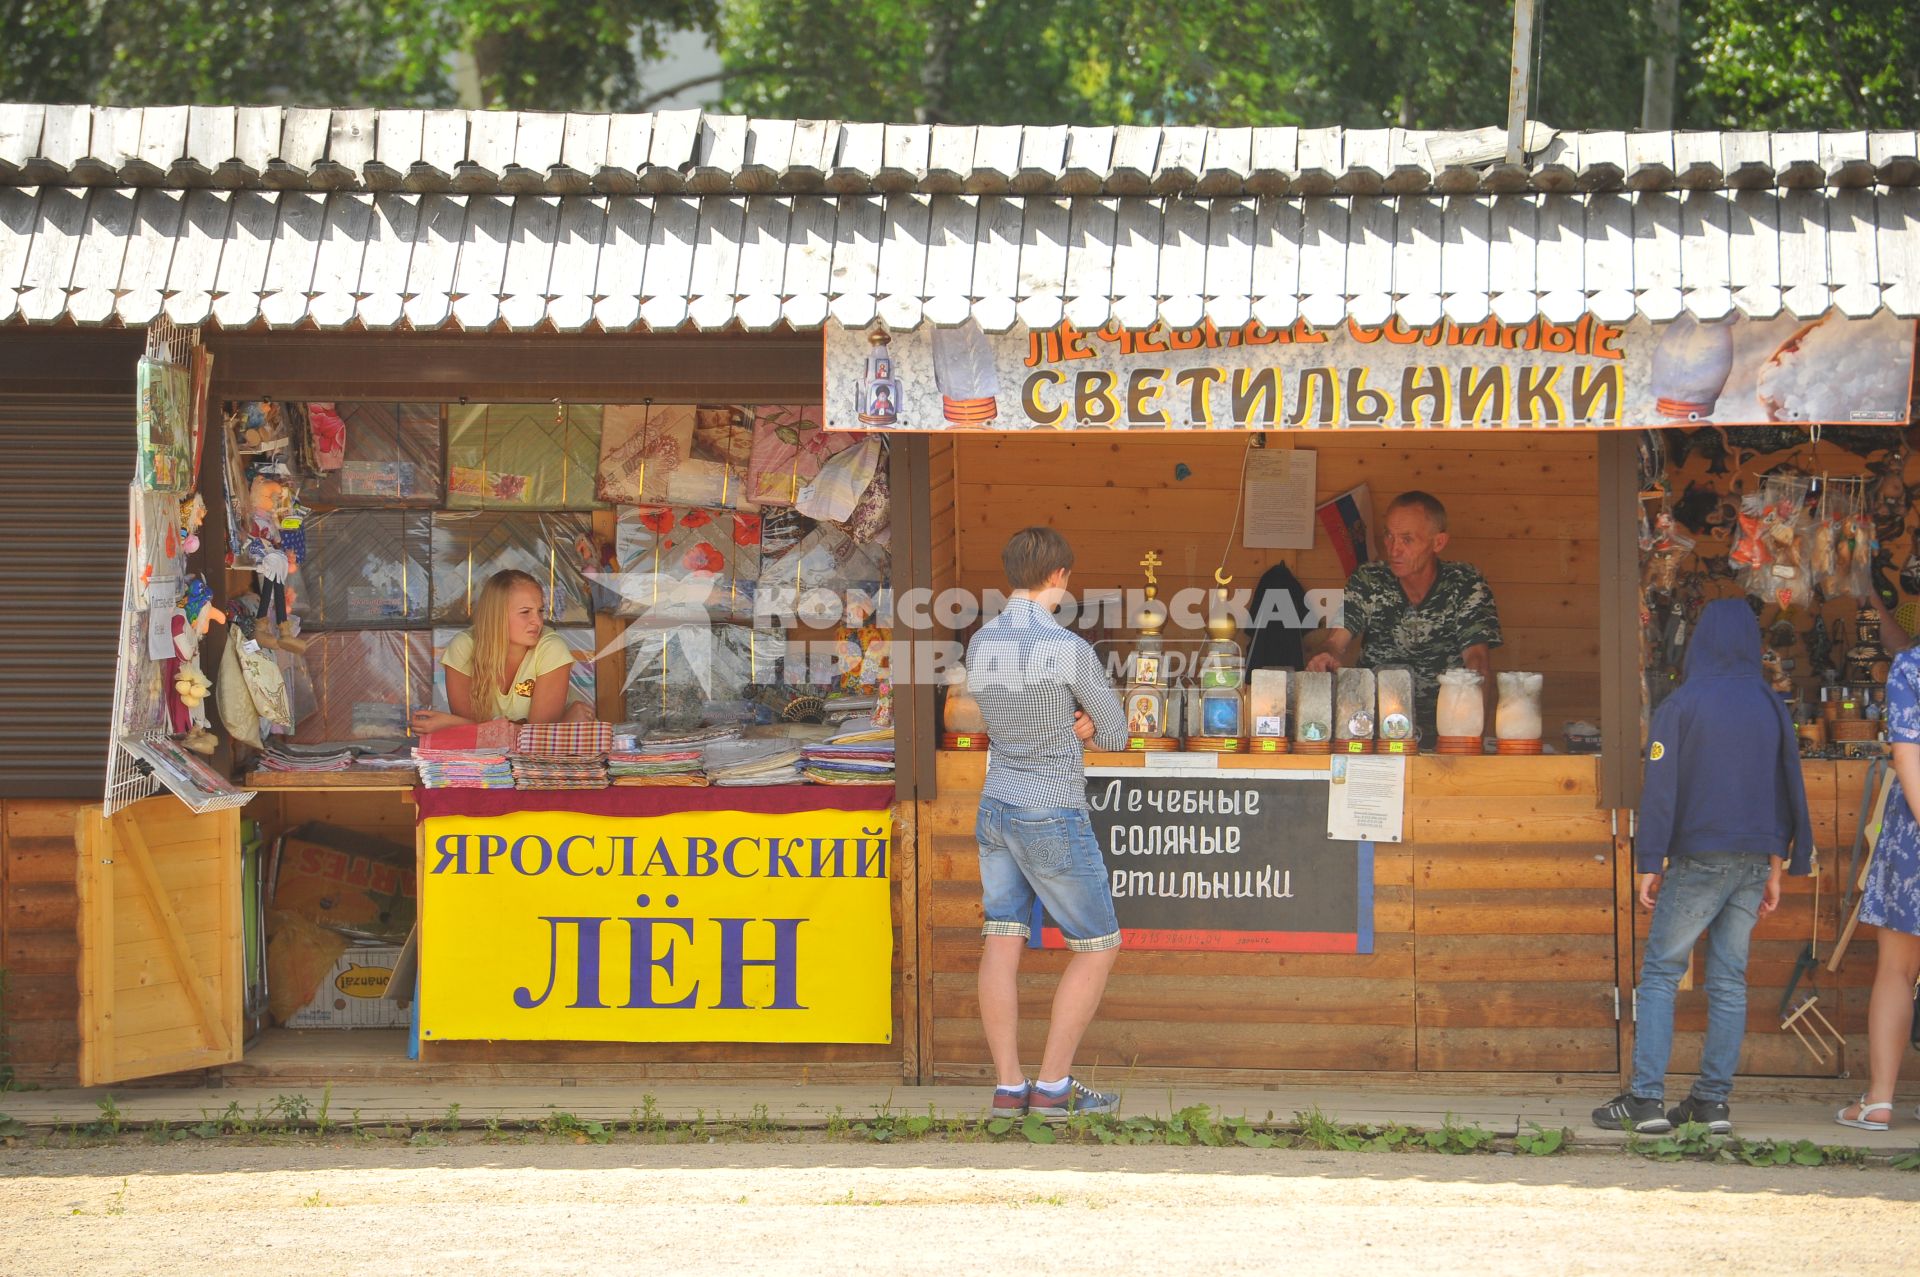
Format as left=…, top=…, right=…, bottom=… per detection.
left=240, top=468, right=310, bottom=653
left=1639, top=510, right=1695, bottom=597
left=137, top=356, right=196, bottom=492
left=1731, top=474, right=1813, bottom=609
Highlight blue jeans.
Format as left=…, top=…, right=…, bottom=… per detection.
left=1630, top=852, right=1773, bottom=1103
left=976, top=797, right=1121, bottom=952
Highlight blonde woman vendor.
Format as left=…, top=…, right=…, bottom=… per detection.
left=412, top=569, right=594, bottom=732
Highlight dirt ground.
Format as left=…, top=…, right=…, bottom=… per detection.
left=3, top=1138, right=1918, bottom=1275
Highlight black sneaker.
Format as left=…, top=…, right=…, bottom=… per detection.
left=1592, top=1093, right=1671, bottom=1133
left=1667, top=1095, right=1732, bottom=1134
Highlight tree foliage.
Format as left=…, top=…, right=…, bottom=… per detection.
left=0, top=0, right=715, bottom=110
left=0, top=0, right=1914, bottom=129
left=1688, top=0, right=1920, bottom=128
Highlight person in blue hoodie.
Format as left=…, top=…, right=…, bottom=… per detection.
left=1594, top=598, right=1813, bottom=1135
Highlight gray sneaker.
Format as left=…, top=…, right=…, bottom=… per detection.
left=1029, top=1078, right=1119, bottom=1119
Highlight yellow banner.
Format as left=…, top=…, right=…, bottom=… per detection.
left=420, top=807, right=892, bottom=1043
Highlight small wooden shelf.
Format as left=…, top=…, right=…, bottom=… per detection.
left=241, top=770, right=417, bottom=791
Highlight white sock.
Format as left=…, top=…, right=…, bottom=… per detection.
left=1036, top=1077, right=1069, bottom=1091
left=995, top=1082, right=1027, bottom=1093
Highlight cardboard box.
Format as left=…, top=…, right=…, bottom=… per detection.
left=283, top=944, right=413, bottom=1029
left=272, top=824, right=417, bottom=941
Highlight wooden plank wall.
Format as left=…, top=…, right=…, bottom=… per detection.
left=1, top=799, right=83, bottom=1087
left=951, top=431, right=1601, bottom=729
left=925, top=752, right=1618, bottom=1083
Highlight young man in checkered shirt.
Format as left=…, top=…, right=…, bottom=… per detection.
left=965, top=527, right=1129, bottom=1118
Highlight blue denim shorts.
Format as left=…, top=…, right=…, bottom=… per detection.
left=976, top=796, right=1121, bottom=952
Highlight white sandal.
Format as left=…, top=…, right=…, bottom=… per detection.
left=1835, top=1098, right=1892, bottom=1131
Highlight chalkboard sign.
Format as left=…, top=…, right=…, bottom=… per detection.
left=1032, top=770, right=1374, bottom=954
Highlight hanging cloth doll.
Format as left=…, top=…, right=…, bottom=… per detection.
left=242, top=468, right=309, bottom=654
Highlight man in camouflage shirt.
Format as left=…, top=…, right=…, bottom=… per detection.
left=1308, top=491, right=1501, bottom=740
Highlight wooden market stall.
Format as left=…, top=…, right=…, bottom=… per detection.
left=1, top=104, right=1917, bottom=1098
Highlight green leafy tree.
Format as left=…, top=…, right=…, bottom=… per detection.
left=0, top=0, right=715, bottom=110
left=1689, top=0, right=1920, bottom=128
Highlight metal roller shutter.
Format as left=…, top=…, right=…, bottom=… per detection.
left=0, top=395, right=134, bottom=797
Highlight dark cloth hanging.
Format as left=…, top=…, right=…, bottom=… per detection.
left=1245, top=561, right=1308, bottom=673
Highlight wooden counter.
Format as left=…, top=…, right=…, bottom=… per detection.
left=922, top=751, right=1617, bottom=1085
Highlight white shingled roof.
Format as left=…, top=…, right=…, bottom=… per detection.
left=1, top=103, right=1916, bottom=331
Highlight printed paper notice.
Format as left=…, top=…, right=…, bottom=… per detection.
left=1243, top=447, right=1316, bottom=549
left=1327, top=754, right=1405, bottom=843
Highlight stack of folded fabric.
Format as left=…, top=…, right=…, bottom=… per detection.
left=413, top=720, right=517, bottom=789
left=800, top=722, right=895, bottom=786
left=641, top=724, right=742, bottom=751
left=511, top=721, right=613, bottom=790
left=607, top=745, right=708, bottom=786
left=257, top=742, right=355, bottom=773
left=703, top=738, right=806, bottom=787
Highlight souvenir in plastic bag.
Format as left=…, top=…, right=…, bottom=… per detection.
left=1734, top=476, right=1812, bottom=609
left=304, top=403, right=442, bottom=505
left=137, top=357, right=196, bottom=492
left=744, top=405, right=853, bottom=507
left=612, top=506, right=762, bottom=623
left=298, top=510, right=432, bottom=628
left=448, top=403, right=602, bottom=510
left=291, top=629, right=432, bottom=744
left=430, top=511, right=594, bottom=625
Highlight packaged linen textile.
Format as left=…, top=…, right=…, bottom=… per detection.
left=595, top=403, right=752, bottom=507
left=448, top=403, right=603, bottom=510
left=596, top=403, right=697, bottom=505
left=743, top=406, right=852, bottom=507
left=303, top=403, right=443, bottom=506
left=430, top=511, right=594, bottom=625
left=621, top=624, right=787, bottom=733
left=757, top=512, right=892, bottom=622
left=298, top=510, right=432, bottom=628
left=290, top=629, right=432, bottom=744
left=612, top=506, right=762, bottom=623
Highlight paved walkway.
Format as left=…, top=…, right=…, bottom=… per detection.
left=4, top=1079, right=1914, bottom=1151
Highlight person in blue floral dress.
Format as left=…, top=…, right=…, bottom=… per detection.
left=1836, top=645, right=1920, bottom=1132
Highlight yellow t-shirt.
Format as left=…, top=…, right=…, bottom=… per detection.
left=442, top=628, right=580, bottom=722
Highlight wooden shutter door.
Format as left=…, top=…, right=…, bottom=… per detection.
left=75, top=799, right=244, bottom=1084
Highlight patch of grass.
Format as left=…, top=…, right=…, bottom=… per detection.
left=88, top=1095, right=124, bottom=1138
left=440, top=1102, right=461, bottom=1133
left=105, top=1178, right=129, bottom=1216
left=1514, top=1123, right=1570, bottom=1156
left=541, top=1111, right=612, bottom=1145
left=1422, top=1114, right=1496, bottom=1155
left=314, top=1085, right=335, bottom=1138
left=1891, top=1148, right=1920, bottom=1171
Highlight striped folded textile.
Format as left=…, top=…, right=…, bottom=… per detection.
left=612, top=774, right=712, bottom=787
left=422, top=719, right=520, bottom=754
left=516, top=721, right=614, bottom=758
